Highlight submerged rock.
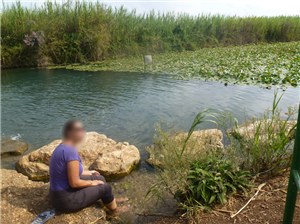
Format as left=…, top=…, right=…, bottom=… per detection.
left=1, top=139, right=28, bottom=156
left=146, top=129, right=223, bottom=167
left=16, top=132, right=140, bottom=181
left=0, top=169, right=108, bottom=224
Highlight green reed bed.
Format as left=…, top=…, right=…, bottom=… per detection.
left=52, top=41, right=300, bottom=88
left=2, top=1, right=300, bottom=69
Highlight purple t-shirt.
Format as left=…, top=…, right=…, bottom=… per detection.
left=49, top=143, right=83, bottom=191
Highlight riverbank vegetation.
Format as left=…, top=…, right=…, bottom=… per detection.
left=2, top=1, right=300, bottom=70
left=146, top=91, right=298, bottom=221
left=224, top=95, right=298, bottom=174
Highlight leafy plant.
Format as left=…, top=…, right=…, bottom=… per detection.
left=183, top=157, right=253, bottom=206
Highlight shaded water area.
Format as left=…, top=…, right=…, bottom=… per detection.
left=1, top=68, right=299, bottom=223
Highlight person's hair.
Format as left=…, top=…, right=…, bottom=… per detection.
left=62, top=119, right=81, bottom=139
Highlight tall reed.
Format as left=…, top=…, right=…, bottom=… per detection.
left=2, top=1, right=300, bottom=68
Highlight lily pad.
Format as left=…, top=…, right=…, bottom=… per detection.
left=47, top=41, right=300, bottom=88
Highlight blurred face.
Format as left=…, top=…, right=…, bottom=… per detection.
left=68, top=122, right=86, bottom=144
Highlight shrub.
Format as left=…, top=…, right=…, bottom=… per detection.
left=183, top=157, right=253, bottom=206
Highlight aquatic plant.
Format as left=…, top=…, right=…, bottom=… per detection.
left=51, top=41, right=300, bottom=88
left=2, top=1, right=300, bottom=69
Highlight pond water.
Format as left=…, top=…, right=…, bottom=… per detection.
left=1, top=68, right=299, bottom=170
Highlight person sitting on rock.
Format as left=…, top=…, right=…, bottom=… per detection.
left=49, top=119, right=130, bottom=215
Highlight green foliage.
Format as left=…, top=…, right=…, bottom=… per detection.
left=184, top=158, right=253, bottom=206
left=224, top=90, right=298, bottom=174
left=2, top=1, right=300, bottom=69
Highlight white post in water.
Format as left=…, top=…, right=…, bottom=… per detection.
left=144, top=55, right=154, bottom=72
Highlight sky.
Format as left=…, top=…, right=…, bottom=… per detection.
left=1, top=0, right=300, bottom=17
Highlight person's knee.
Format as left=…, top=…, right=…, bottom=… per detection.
left=105, top=184, right=112, bottom=193
left=97, top=183, right=112, bottom=193
left=102, top=184, right=114, bottom=204
left=104, top=184, right=114, bottom=198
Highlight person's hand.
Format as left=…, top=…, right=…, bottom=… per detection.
left=86, top=170, right=100, bottom=175
left=91, top=180, right=104, bottom=186
left=90, top=170, right=100, bottom=175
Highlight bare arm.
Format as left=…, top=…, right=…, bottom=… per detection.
left=67, top=160, right=103, bottom=188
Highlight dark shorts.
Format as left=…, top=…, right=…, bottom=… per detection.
left=49, top=175, right=114, bottom=212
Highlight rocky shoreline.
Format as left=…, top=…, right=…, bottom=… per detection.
left=1, top=132, right=170, bottom=223
left=0, top=130, right=181, bottom=224
left=1, top=123, right=297, bottom=223
left=0, top=168, right=176, bottom=224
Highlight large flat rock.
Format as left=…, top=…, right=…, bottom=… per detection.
left=1, top=169, right=108, bottom=224
left=16, top=132, right=140, bottom=181
left=1, top=139, right=28, bottom=156
left=146, top=129, right=223, bottom=167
